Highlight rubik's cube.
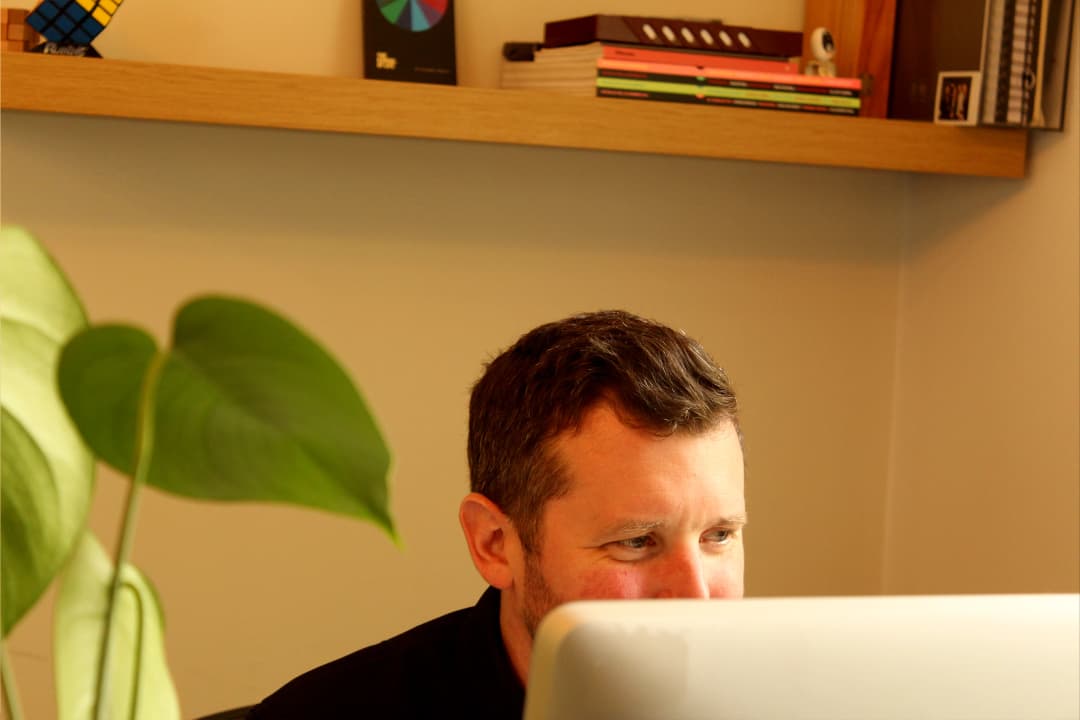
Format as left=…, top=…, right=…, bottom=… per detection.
left=25, top=0, right=123, bottom=46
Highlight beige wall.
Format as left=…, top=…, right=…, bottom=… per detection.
left=0, top=1, right=1075, bottom=717
left=883, top=9, right=1080, bottom=594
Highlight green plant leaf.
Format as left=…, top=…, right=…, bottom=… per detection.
left=56, top=325, right=158, bottom=476
left=0, top=226, right=94, bottom=635
left=59, top=296, right=394, bottom=535
left=55, top=532, right=180, bottom=720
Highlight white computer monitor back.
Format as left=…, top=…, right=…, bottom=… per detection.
left=523, top=594, right=1080, bottom=720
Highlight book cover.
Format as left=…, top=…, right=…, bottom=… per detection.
left=1032, top=0, right=1077, bottom=128
left=363, top=0, right=457, bottom=85
left=1022, top=0, right=1044, bottom=124
left=502, top=41, right=800, bottom=74
left=596, top=57, right=862, bottom=90
left=595, top=74, right=861, bottom=109
left=705, top=97, right=859, bottom=115
left=596, top=85, right=859, bottom=115
left=981, top=0, right=1010, bottom=120
left=599, top=43, right=800, bottom=73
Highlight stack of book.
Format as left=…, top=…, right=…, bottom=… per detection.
left=500, top=15, right=863, bottom=118
left=980, top=0, right=1074, bottom=127
left=889, top=0, right=1073, bottom=128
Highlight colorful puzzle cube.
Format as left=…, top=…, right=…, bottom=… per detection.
left=25, top=0, right=123, bottom=45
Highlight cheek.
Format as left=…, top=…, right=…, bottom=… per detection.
left=574, top=567, right=649, bottom=600
left=710, top=572, right=744, bottom=599
left=709, top=550, right=745, bottom=599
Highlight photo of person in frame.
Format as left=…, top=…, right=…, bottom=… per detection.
left=935, top=72, right=981, bottom=126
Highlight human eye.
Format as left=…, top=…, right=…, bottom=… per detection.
left=618, top=535, right=653, bottom=550
left=606, top=534, right=656, bottom=561
left=703, top=528, right=735, bottom=546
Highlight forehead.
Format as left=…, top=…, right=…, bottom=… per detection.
left=546, top=403, right=745, bottom=521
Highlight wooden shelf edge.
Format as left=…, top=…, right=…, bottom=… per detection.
left=0, top=52, right=1029, bottom=178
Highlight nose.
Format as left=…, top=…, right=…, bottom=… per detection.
left=653, top=546, right=710, bottom=599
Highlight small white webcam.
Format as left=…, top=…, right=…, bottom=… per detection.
left=805, top=26, right=837, bottom=77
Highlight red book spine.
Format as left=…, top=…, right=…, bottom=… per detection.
left=597, top=57, right=862, bottom=91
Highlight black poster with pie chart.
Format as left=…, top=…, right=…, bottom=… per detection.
left=363, top=0, right=457, bottom=85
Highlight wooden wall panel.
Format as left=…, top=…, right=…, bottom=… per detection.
left=803, top=0, right=898, bottom=117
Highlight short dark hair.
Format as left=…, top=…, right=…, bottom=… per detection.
left=467, top=310, right=738, bottom=551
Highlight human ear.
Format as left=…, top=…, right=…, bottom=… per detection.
left=459, top=492, right=519, bottom=589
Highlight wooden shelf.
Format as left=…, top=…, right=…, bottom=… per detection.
left=1, top=52, right=1028, bottom=178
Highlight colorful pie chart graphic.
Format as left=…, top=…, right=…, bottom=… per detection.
left=378, top=0, right=447, bottom=32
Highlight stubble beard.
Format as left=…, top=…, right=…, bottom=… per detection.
left=521, top=549, right=562, bottom=638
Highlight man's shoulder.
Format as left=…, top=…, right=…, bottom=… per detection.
left=279, top=603, right=478, bottom=685
left=248, top=588, right=522, bottom=718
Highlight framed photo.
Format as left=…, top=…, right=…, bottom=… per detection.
left=934, top=71, right=982, bottom=126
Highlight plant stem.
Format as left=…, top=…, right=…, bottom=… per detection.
left=93, top=352, right=165, bottom=720
left=1, top=642, right=26, bottom=720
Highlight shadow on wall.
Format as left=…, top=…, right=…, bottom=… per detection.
left=0, top=112, right=915, bottom=265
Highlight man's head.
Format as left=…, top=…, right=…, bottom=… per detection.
left=459, top=310, right=746, bottom=681
left=467, top=310, right=740, bottom=549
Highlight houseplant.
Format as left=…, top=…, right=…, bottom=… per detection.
left=0, top=226, right=394, bottom=719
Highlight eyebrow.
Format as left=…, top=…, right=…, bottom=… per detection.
left=602, top=520, right=665, bottom=537
left=601, top=513, right=748, bottom=538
